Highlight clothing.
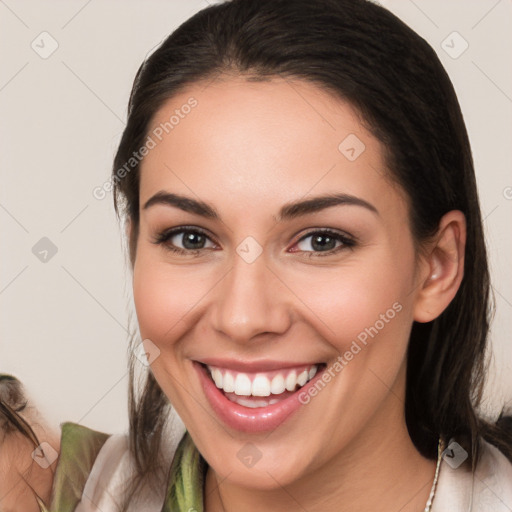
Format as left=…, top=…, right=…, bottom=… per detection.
left=44, top=412, right=196, bottom=512
left=432, top=439, right=512, bottom=512
left=40, top=415, right=512, bottom=512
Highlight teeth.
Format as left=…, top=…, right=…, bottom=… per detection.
left=252, top=375, right=271, bottom=397
left=297, top=370, right=308, bottom=386
left=285, top=370, right=297, bottom=391
left=223, top=371, right=235, bottom=393
left=234, top=373, right=252, bottom=396
left=207, top=364, right=320, bottom=397
left=270, top=374, right=286, bottom=394
left=211, top=368, right=223, bottom=388
left=228, top=396, right=270, bottom=408
left=226, top=395, right=287, bottom=408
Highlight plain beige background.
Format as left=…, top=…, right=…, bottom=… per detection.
left=0, top=0, right=511, bottom=434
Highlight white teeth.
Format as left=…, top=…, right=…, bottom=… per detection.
left=234, top=373, right=252, bottom=396
left=230, top=396, right=269, bottom=408
left=270, top=374, right=286, bottom=394
left=207, top=364, right=321, bottom=398
left=226, top=395, right=284, bottom=408
left=223, top=371, right=235, bottom=393
left=285, top=370, right=297, bottom=391
left=297, top=370, right=308, bottom=387
left=252, top=375, right=271, bottom=397
left=211, top=368, right=223, bottom=388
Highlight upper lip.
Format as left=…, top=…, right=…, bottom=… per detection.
left=195, top=358, right=323, bottom=373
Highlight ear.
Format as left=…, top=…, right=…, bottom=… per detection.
left=413, top=210, right=466, bottom=323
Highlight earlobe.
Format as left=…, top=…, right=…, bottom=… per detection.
left=413, top=210, right=466, bottom=323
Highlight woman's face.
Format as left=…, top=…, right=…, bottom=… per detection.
left=132, top=76, right=427, bottom=488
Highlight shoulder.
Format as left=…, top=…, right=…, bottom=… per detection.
left=50, top=422, right=111, bottom=511
left=0, top=374, right=61, bottom=512
left=433, top=438, right=512, bottom=512
left=474, top=440, right=512, bottom=509
left=72, top=411, right=186, bottom=512
left=0, top=374, right=187, bottom=512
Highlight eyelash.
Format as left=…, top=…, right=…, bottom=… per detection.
left=152, top=226, right=356, bottom=258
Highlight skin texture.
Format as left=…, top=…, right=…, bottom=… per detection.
left=132, top=76, right=466, bottom=511
left=0, top=401, right=60, bottom=511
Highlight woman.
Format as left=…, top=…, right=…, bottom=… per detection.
left=1, top=0, right=511, bottom=510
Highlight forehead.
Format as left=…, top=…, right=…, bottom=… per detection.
left=139, top=76, right=403, bottom=217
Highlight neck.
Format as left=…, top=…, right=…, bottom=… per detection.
left=205, top=364, right=437, bottom=512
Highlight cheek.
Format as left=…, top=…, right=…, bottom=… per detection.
left=132, top=249, right=196, bottom=346
left=334, top=251, right=416, bottom=386
left=289, top=253, right=414, bottom=351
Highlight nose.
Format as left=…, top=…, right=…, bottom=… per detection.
left=210, top=249, right=292, bottom=344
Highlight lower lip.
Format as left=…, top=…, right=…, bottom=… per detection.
left=193, top=361, right=325, bottom=433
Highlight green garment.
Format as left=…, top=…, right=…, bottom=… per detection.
left=163, top=428, right=207, bottom=512
left=42, top=422, right=207, bottom=512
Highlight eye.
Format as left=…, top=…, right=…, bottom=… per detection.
left=152, top=226, right=217, bottom=255
left=291, top=229, right=355, bottom=257
left=153, top=226, right=355, bottom=258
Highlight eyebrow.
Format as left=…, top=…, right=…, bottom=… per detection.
left=142, top=191, right=379, bottom=221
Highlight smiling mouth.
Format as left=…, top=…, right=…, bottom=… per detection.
left=201, top=362, right=327, bottom=408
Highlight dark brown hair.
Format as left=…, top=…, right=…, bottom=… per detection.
left=112, top=0, right=512, bottom=500
left=0, top=375, right=39, bottom=447
left=19, top=0, right=512, bottom=506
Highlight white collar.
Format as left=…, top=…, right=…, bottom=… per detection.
left=432, top=439, right=512, bottom=511
left=77, top=416, right=512, bottom=512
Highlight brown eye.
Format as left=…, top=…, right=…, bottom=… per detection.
left=153, top=227, right=216, bottom=255
left=172, top=230, right=209, bottom=250
left=293, top=229, right=355, bottom=256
